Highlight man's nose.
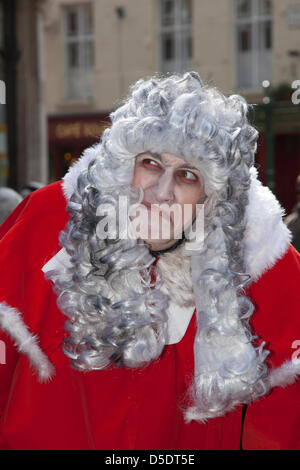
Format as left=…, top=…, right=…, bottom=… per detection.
left=153, top=171, right=175, bottom=203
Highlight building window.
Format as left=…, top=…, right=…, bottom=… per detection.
left=159, top=0, right=193, bottom=73
left=235, top=0, right=273, bottom=89
left=63, top=3, right=94, bottom=101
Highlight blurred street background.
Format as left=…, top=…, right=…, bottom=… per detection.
left=0, top=0, right=300, bottom=216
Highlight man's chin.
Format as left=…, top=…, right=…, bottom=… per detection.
left=144, top=237, right=182, bottom=252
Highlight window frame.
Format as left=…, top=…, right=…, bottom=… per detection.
left=158, top=0, right=193, bottom=74
left=62, top=2, right=94, bottom=102
left=234, top=0, right=273, bottom=90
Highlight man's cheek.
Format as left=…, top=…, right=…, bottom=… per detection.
left=132, top=171, right=149, bottom=190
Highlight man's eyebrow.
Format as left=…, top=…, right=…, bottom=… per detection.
left=177, top=163, right=199, bottom=171
left=138, top=152, right=199, bottom=172
left=147, top=152, right=163, bottom=162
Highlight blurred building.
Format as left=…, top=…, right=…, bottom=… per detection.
left=0, top=0, right=48, bottom=190
left=0, top=1, right=7, bottom=187
left=42, top=0, right=300, bottom=211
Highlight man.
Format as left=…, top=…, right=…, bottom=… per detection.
left=0, top=72, right=300, bottom=450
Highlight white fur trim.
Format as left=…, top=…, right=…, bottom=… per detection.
left=0, top=302, right=55, bottom=382
left=267, top=358, right=300, bottom=389
left=244, top=167, right=292, bottom=282
left=62, top=143, right=102, bottom=200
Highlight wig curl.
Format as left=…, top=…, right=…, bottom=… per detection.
left=47, top=71, right=270, bottom=422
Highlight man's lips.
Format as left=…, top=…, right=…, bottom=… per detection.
left=141, top=200, right=152, bottom=210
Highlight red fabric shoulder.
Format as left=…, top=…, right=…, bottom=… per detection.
left=0, top=181, right=68, bottom=243
left=0, top=180, right=69, bottom=326
left=247, top=244, right=300, bottom=369
left=242, top=245, right=300, bottom=449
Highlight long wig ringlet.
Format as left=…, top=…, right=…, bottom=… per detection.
left=48, top=71, right=271, bottom=422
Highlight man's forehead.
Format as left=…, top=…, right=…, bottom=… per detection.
left=137, top=151, right=199, bottom=171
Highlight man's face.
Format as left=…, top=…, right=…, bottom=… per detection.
left=131, top=151, right=206, bottom=251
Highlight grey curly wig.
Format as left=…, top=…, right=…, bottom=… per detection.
left=46, top=71, right=270, bottom=422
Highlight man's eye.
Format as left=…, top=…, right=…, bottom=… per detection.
left=142, top=159, right=161, bottom=169
left=179, top=170, right=198, bottom=183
